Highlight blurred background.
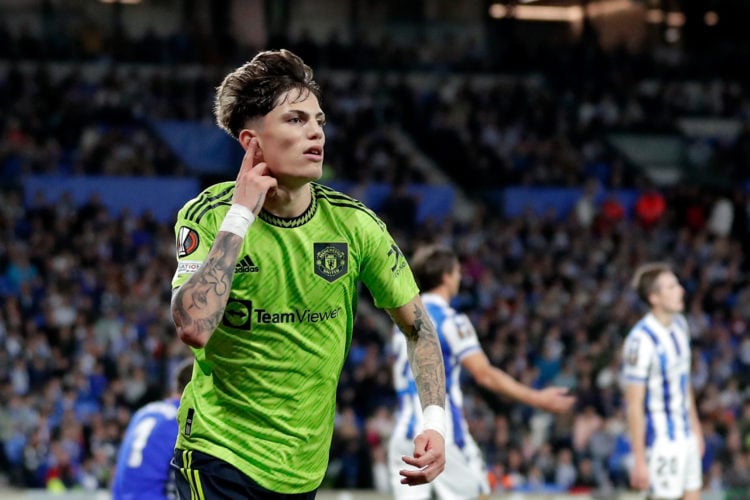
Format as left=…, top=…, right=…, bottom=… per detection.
left=1, top=0, right=750, bottom=498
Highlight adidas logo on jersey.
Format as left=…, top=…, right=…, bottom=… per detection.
left=235, top=255, right=259, bottom=273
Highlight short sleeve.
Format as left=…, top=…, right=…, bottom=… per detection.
left=622, top=332, right=653, bottom=384
left=358, top=219, right=419, bottom=309
left=171, top=214, right=219, bottom=289
left=442, top=313, right=482, bottom=361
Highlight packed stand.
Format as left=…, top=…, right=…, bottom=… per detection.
left=4, top=19, right=750, bottom=193
left=1, top=24, right=750, bottom=497
left=1, top=175, right=749, bottom=494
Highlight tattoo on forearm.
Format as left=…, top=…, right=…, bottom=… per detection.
left=173, top=232, right=242, bottom=336
left=401, top=303, right=445, bottom=408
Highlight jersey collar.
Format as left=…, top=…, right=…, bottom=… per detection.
left=258, top=184, right=318, bottom=228
left=422, top=292, right=449, bottom=308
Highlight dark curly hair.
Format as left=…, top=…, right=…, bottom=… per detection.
left=214, top=49, right=322, bottom=139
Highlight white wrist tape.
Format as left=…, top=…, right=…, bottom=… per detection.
left=219, top=204, right=255, bottom=238
left=422, top=405, right=446, bottom=438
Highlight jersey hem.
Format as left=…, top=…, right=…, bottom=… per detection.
left=177, top=441, right=323, bottom=494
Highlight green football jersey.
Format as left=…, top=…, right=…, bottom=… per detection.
left=171, top=182, right=418, bottom=493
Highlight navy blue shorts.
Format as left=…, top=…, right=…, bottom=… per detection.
left=171, top=449, right=318, bottom=499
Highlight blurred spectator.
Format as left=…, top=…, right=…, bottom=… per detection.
left=724, top=452, right=750, bottom=499
left=379, top=177, right=419, bottom=233
left=707, top=193, right=735, bottom=238
left=554, top=448, right=577, bottom=490
left=574, top=178, right=599, bottom=229
left=572, top=404, right=603, bottom=457
left=570, top=456, right=598, bottom=493
left=634, top=183, right=666, bottom=230
left=595, top=192, right=626, bottom=234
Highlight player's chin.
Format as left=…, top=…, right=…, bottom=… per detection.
left=296, top=161, right=323, bottom=179
left=283, top=167, right=322, bottom=187
left=303, top=165, right=324, bottom=182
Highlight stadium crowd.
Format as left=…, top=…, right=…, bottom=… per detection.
left=1, top=16, right=750, bottom=497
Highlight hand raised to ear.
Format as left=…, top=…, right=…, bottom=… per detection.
left=233, top=138, right=277, bottom=215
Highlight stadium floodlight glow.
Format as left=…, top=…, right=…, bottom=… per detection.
left=704, top=11, right=719, bottom=26
left=664, top=27, right=681, bottom=43
left=665, top=11, right=685, bottom=27
left=646, top=9, right=686, bottom=27
left=488, top=0, right=633, bottom=22
left=646, top=9, right=664, bottom=23
left=515, top=5, right=585, bottom=22
left=489, top=3, right=508, bottom=18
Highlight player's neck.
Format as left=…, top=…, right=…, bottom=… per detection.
left=431, top=285, right=452, bottom=303
left=264, top=183, right=312, bottom=219
left=651, top=308, right=674, bottom=328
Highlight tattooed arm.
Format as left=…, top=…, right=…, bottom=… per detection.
left=387, top=295, right=445, bottom=409
left=171, top=231, right=244, bottom=348
left=386, top=294, right=446, bottom=484
left=172, top=138, right=277, bottom=348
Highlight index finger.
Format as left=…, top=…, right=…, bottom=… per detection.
left=241, top=138, right=260, bottom=172
left=401, top=448, right=442, bottom=471
left=399, top=457, right=442, bottom=485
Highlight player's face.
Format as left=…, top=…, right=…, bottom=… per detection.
left=254, top=90, right=325, bottom=188
left=651, top=271, right=685, bottom=314
left=447, top=261, right=461, bottom=298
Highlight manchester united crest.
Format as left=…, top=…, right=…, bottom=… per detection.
left=314, top=243, right=348, bottom=282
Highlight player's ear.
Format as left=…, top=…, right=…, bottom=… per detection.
left=238, top=129, right=256, bottom=150
left=239, top=129, right=264, bottom=162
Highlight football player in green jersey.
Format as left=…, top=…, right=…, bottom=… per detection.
left=169, top=49, right=446, bottom=498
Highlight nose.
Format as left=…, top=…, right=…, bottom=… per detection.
left=307, top=121, right=324, bottom=139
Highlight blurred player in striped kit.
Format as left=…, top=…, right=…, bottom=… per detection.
left=388, top=244, right=575, bottom=500
left=622, top=262, right=704, bottom=500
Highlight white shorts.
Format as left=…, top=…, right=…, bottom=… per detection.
left=388, top=433, right=489, bottom=500
left=647, top=435, right=702, bottom=498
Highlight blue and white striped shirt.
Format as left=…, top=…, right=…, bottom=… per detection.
left=622, top=313, right=693, bottom=446
left=391, top=293, right=482, bottom=448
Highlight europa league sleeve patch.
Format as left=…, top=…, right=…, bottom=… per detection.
left=625, top=337, right=640, bottom=366
left=177, top=226, right=200, bottom=257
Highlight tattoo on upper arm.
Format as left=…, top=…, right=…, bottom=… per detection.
left=402, top=303, right=426, bottom=341
left=173, top=232, right=242, bottom=334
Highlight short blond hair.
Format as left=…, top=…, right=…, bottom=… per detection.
left=631, top=261, right=674, bottom=305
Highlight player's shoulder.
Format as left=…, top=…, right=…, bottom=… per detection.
left=625, top=316, right=651, bottom=342
left=625, top=315, right=665, bottom=349
left=422, top=293, right=452, bottom=313
left=312, top=183, right=386, bottom=231
left=177, top=181, right=235, bottom=224
left=133, top=399, right=179, bottom=421
left=673, top=313, right=689, bottom=331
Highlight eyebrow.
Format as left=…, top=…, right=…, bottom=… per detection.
left=286, top=109, right=326, bottom=121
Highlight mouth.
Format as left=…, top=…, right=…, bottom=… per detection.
left=303, top=146, right=324, bottom=161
